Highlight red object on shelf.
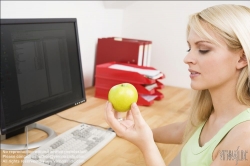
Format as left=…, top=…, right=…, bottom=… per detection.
left=95, top=37, right=152, bottom=67
left=156, top=80, right=164, bottom=89
left=95, top=62, right=164, bottom=85
left=94, top=62, right=164, bottom=106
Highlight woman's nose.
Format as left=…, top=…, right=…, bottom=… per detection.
left=183, top=51, right=196, bottom=64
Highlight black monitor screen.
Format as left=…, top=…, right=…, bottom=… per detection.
left=1, top=18, right=86, bottom=135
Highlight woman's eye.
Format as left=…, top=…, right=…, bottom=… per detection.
left=199, top=50, right=209, bottom=54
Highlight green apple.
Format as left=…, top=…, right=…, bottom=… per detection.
left=108, top=83, right=138, bottom=112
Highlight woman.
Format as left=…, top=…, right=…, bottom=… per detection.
left=105, top=4, right=250, bottom=166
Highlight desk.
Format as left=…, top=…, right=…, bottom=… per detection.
left=1, top=86, right=191, bottom=166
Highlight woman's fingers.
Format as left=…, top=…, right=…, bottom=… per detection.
left=126, top=109, right=133, bottom=121
left=131, top=103, right=145, bottom=127
left=105, top=102, right=126, bottom=134
left=105, top=102, right=118, bottom=124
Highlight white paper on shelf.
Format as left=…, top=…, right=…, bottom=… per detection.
left=140, top=95, right=158, bottom=102
left=144, top=83, right=158, bottom=91
left=148, top=73, right=164, bottom=79
left=109, top=64, right=161, bottom=78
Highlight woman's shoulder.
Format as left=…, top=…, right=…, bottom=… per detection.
left=229, top=120, right=250, bottom=141
left=222, top=119, right=250, bottom=148
left=219, top=108, right=250, bottom=144
left=227, top=108, right=250, bottom=140
left=213, top=120, right=250, bottom=165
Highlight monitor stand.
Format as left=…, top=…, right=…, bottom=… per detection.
left=0, top=123, right=57, bottom=150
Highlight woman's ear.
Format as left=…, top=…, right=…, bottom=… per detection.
left=236, top=51, right=248, bottom=69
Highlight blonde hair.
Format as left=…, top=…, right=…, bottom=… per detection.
left=183, top=4, right=250, bottom=143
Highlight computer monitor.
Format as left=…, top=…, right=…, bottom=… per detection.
left=0, top=18, right=86, bottom=150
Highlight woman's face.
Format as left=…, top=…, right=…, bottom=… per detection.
left=184, top=28, right=244, bottom=91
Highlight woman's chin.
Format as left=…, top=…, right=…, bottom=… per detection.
left=190, top=84, right=206, bottom=91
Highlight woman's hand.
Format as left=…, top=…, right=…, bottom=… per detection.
left=104, top=101, right=166, bottom=166
left=104, top=101, right=154, bottom=150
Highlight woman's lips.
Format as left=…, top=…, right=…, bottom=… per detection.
left=189, top=69, right=200, bottom=78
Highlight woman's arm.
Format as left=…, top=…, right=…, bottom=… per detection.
left=152, top=121, right=187, bottom=144
left=141, top=141, right=166, bottom=166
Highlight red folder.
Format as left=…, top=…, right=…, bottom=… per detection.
left=115, top=37, right=153, bottom=66
left=95, top=37, right=152, bottom=66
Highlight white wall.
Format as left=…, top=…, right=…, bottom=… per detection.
left=2, top=1, right=250, bottom=89
left=1, top=1, right=124, bottom=87
left=122, top=1, right=250, bottom=89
